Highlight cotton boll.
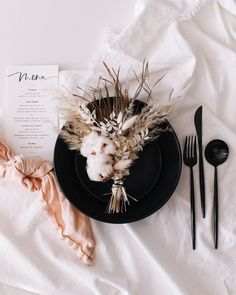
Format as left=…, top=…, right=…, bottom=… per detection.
left=114, top=159, right=132, bottom=170
left=86, top=165, right=103, bottom=182
left=81, top=131, right=117, bottom=181
left=103, top=140, right=115, bottom=155
left=84, top=131, right=100, bottom=145
left=80, top=131, right=100, bottom=157
left=102, top=138, right=116, bottom=155
left=80, top=142, right=93, bottom=157
left=94, top=136, right=116, bottom=155
left=91, top=137, right=105, bottom=154
left=87, top=154, right=114, bottom=182
left=88, top=154, right=114, bottom=174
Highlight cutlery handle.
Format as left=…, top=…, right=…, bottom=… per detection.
left=199, top=149, right=206, bottom=218
left=190, top=167, right=196, bottom=250
left=213, top=166, right=218, bottom=249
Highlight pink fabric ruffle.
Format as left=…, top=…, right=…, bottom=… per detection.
left=0, top=139, right=95, bottom=265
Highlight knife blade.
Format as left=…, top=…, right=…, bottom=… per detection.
left=194, top=106, right=206, bottom=218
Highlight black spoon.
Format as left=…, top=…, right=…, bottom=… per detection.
left=205, top=139, right=229, bottom=249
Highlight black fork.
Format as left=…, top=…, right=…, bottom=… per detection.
left=183, top=136, right=197, bottom=250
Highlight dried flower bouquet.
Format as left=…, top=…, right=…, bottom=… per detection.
left=58, top=61, right=173, bottom=213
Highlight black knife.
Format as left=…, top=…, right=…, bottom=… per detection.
left=194, top=106, right=206, bottom=218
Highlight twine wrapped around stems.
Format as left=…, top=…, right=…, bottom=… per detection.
left=105, top=179, right=137, bottom=214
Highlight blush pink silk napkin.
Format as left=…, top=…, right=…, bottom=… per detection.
left=0, top=138, right=95, bottom=266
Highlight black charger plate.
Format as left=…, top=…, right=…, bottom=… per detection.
left=54, top=122, right=182, bottom=223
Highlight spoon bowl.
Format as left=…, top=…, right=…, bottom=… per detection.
left=205, top=139, right=229, bottom=167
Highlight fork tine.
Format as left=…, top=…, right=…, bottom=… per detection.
left=191, top=136, right=194, bottom=158
left=188, top=136, right=191, bottom=158
left=193, top=136, right=197, bottom=158
left=184, top=136, right=187, bottom=158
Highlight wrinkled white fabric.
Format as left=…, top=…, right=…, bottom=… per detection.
left=1, top=0, right=236, bottom=294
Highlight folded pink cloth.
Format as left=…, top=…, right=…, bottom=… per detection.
left=0, top=139, right=95, bottom=265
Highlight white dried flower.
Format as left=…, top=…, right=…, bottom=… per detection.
left=94, top=136, right=115, bottom=155
left=117, top=112, right=123, bottom=124
left=87, top=154, right=114, bottom=181
left=86, top=166, right=103, bottom=182
left=81, top=131, right=116, bottom=157
left=121, top=115, right=138, bottom=131
left=80, top=131, right=100, bottom=157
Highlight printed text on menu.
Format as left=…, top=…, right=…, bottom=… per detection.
left=5, top=65, right=59, bottom=160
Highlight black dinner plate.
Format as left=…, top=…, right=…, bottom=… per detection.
left=53, top=122, right=182, bottom=224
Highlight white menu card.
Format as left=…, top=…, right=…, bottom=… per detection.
left=5, top=65, right=59, bottom=161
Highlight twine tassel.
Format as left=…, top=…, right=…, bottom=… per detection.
left=105, top=179, right=137, bottom=214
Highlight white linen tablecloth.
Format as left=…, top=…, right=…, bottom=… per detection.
left=0, top=0, right=236, bottom=294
